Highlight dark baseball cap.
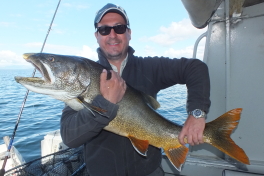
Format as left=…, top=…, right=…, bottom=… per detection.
left=94, top=3, right=130, bottom=28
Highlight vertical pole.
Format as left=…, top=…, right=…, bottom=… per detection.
left=225, top=0, right=231, bottom=111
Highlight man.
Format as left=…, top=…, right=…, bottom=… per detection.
left=60, top=3, right=210, bottom=176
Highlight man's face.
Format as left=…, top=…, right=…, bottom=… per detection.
left=95, top=12, right=131, bottom=61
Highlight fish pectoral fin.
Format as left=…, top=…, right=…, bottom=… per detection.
left=142, top=93, right=160, bottom=110
left=164, top=145, right=189, bottom=172
left=128, top=136, right=149, bottom=156
left=77, top=96, right=108, bottom=118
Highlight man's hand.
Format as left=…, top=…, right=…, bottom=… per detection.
left=178, top=115, right=205, bottom=146
left=100, top=69, right=126, bottom=104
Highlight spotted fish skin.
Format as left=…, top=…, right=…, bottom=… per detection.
left=15, top=53, right=250, bottom=171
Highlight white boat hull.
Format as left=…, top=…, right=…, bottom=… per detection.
left=0, top=136, right=25, bottom=173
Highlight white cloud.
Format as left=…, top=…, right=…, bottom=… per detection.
left=25, top=42, right=98, bottom=60
left=0, top=50, right=30, bottom=69
left=23, top=43, right=98, bottom=60
left=77, top=45, right=98, bottom=61
left=0, top=22, right=14, bottom=27
left=164, top=38, right=206, bottom=60
left=10, top=14, right=22, bottom=17
left=139, top=37, right=206, bottom=60
left=142, top=45, right=158, bottom=57
left=0, top=44, right=98, bottom=69
left=24, top=42, right=81, bottom=55
left=164, top=46, right=194, bottom=58
left=142, top=19, right=206, bottom=46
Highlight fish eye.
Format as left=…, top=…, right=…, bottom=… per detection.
left=48, top=57, right=55, bottom=62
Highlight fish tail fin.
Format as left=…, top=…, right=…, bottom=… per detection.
left=164, top=145, right=189, bottom=172
left=205, top=108, right=250, bottom=164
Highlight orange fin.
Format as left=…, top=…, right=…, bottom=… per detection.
left=205, top=108, right=250, bottom=165
left=128, top=136, right=149, bottom=156
left=164, top=145, right=189, bottom=172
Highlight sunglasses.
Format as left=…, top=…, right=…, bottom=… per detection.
left=96, top=25, right=128, bottom=36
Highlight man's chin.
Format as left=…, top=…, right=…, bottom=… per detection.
left=106, top=52, right=123, bottom=60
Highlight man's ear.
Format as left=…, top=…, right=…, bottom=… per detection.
left=94, top=32, right=99, bottom=43
left=127, top=29, right=132, bottom=40
left=94, top=32, right=98, bottom=38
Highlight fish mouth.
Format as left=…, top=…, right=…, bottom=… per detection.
left=14, top=53, right=55, bottom=94
left=23, top=53, right=52, bottom=83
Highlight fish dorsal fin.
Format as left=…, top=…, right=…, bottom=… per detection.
left=126, top=84, right=160, bottom=110
left=128, top=135, right=149, bottom=156
left=164, top=145, right=189, bottom=172
left=141, top=93, right=160, bottom=110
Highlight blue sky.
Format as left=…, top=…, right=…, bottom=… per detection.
left=0, top=0, right=206, bottom=69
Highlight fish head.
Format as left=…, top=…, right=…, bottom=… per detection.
left=15, top=53, right=91, bottom=109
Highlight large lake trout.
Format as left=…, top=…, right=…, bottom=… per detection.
left=15, top=53, right=250, bottom=171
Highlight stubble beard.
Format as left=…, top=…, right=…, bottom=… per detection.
left=105, top=38, right=128, bottom=61
left=106, top=51, right=122, bottom=61
left=105, top=46, right=128, bottom=61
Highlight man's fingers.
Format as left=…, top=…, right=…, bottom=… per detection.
left=179, top=128, right=205, bottom=146
left=100, top=69, right=107, bottom=81
left=198, top=131, right=204, bottom=144
left=187, top=134, right=194, bottom=146
left=99, top=70, right=126, bottom=104
left=106, top=70, right=112, bottom=80
left=191, top=134, right=198, bottom=146
left=178, top=131, right=186, bottom=145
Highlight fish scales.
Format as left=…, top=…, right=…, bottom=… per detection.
left=15, top=53, right=250, bottom=171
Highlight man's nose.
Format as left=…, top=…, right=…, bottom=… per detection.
left=108, top=28, right=118, bottom=37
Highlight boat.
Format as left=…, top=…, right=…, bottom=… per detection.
left=2, top=0, right=264, bottom=175
left=161, top=0, right=264, bottom=175
left=0, top=137, right=25, bottom=174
